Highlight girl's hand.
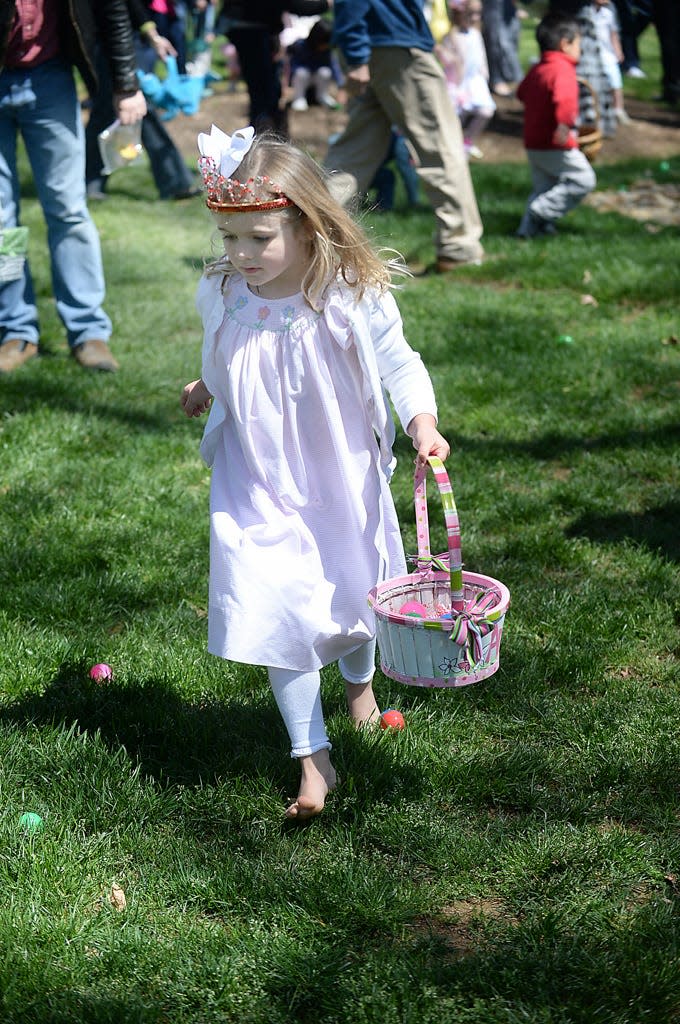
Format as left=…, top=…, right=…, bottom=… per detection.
left=407, top=413, right=451, bottom=467
left=181, top=378, right=213, bottom=418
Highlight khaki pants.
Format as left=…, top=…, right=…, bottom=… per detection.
left=325, top=47, right=484, bottom=263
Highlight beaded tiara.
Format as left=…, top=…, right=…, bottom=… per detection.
left=197, top=123, right=294, bottom=213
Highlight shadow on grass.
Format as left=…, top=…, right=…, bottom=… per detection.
left=0, top=660, right=427, bottom=812
left=0, top=364, right=182, bottom=434
left=0, top=661, right=276, bottom=786
left=566, top=500, right=680, bottom=563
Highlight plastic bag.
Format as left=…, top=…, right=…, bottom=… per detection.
left=98, top=120, right=144, bottom=174
left=0, top=226, right=28, bottom=282
left=0, top=226, right=28, bottom=257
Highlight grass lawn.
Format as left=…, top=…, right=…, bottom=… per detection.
left=1, top=83, right=679, bottom=1022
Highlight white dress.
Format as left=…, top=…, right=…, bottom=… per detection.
left=197, top=274, right=437, bottom=673
left=438, top=27, right=496, bottom=115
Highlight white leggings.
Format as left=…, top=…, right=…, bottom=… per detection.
left=267, top=639, right=376, bottom=758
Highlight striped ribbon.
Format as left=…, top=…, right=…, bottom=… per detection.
left=449, top=591, right=497, bottom=667
left=408, top=553, right=450, bottom=574
left=414, top=455, right=465, bottom=611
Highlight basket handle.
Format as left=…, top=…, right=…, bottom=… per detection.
left=414, top=455, right=465, bottom=612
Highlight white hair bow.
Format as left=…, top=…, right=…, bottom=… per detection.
left=197, top=124, right=255, bottom=178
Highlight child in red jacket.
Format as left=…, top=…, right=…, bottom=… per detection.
left=515, top=11, right=596, bottom=238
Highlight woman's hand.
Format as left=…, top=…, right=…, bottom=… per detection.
left=407, top=413, right=451, bottom=467
left=153, top=36, right=178, bottom=61
left=114, top=89, right=147, bottom=124
left=181, top=378, right=213, bottom=417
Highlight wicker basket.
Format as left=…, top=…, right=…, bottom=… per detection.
left=577, top=77, right=603, bottom=162
left=368, top=456, right=510, bottom=688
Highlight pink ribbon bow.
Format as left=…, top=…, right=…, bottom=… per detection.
left=449, top=591, right=497, bottom=668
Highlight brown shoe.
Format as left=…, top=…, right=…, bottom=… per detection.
left=436, top=256, right=483, bottom=273
left=72, top=339, right=119, bottom=372
left=0, top=338, right=38, bottom=372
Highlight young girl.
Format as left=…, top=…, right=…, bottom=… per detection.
left=593, top=0, right=631, bottom=125
left=437, top=0, right=497, bottom=160
left=181, top=125, right=450, bottom=820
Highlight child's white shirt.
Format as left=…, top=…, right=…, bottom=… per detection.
left=594, top=4, right=620, bottom=59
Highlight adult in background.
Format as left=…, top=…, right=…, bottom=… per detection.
left=0, top=0, right=146, bottom=374
left=650, top=0, right=680, bottom=104
left=141, top=0, right=188, bottom=74
left=85, top=7, right=200, bottom=201
left=481, top=0, right=522, bottom=96
left=612, top=0, right=652, bottom=78
left=325, top=0, right=484, bottom=272
left=218, top=0, right=331, bottom=135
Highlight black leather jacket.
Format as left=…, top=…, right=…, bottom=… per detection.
left=0, top=0, right=139, bottom=95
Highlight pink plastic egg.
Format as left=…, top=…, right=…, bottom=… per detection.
left=398, top=600, right=428, bottom=618
left=89, top=663, right=113, bottom=683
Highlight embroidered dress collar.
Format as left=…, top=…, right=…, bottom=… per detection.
left=222, top=280, right=320, bottom=333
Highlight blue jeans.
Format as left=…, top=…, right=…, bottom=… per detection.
left=0, top=59, right=111, bottom=348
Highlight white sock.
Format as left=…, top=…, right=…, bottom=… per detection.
left=267, top=667, right=331, bottom=758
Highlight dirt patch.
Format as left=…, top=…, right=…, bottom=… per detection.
left=165, top=84, right=680, bottom=167
left=406, top=898, right=519, bottom=958
left=584, top=177, right=680, bottom=226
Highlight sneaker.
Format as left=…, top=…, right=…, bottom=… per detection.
left=0, top=338, right=38, bottom=372
left=466, top=143, right=484, bottom=159
left=318, top=94, right=339, bottom=109
left=516, top=210, right=555, bottom=239
left=291, top=97, right=308, bottom=112
left=72, top=339, right=119, bottom=372
left=615, top=108, right=633, bottom=124
left=626, top=66, right=646, bottom=79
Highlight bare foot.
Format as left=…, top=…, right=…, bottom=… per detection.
left=285, top=748, right=337, bottom=820
left=345, top=679, right=381, bottom=729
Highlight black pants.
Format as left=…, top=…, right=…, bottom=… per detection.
left=651, top=0, right=680, bottom=101
left=613, top=0, right=653, bottom=69
left=228, top=27, right=287, bottom=134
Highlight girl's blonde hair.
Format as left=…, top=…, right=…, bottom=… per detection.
left=205, top=134, right=405, bottom=308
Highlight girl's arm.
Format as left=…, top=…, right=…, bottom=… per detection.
left=181, top=378, right=213, bottom=418
left=369, top=291, right=451, bottom=464
left=610, top=26, right=624, bottom=64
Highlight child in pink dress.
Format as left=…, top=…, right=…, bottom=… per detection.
left=181, top=125, right=450, bottom=820
left=437, top=0, right=496, bottom=159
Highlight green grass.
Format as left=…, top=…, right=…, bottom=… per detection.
left=1, top=131, right=679, bottom=1023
